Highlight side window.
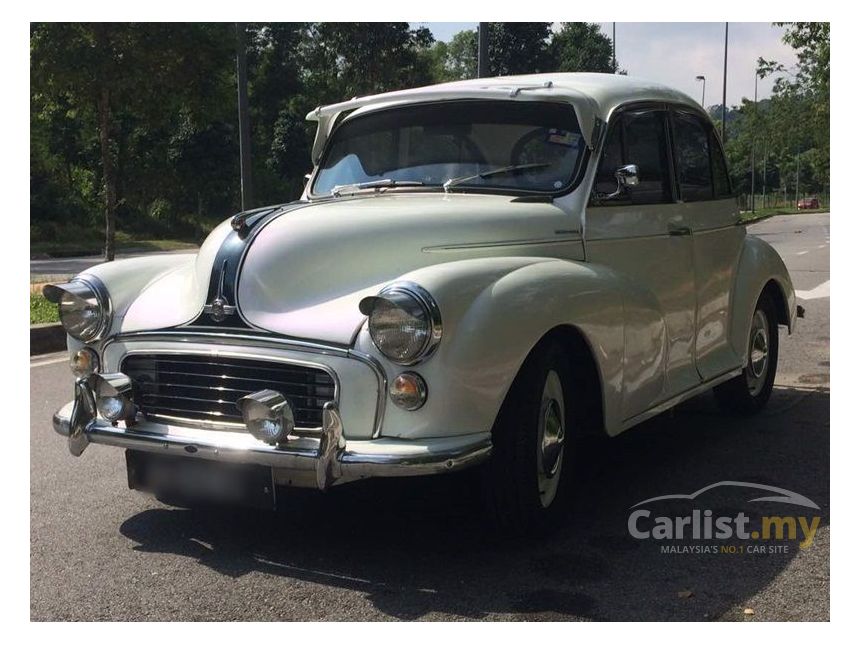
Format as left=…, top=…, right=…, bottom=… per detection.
left=623, top=110, right=672, bottom=205
left=708, top=129, right=732, bottom=197
left=673, top=111, right=713, bottom=201
left=591, top=109, right=672, bottom=206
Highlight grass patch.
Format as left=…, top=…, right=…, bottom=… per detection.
left=30, top=292, right=59, bottom=325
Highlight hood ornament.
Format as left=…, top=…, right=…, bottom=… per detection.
left=203, top=260, right=237, bottom=322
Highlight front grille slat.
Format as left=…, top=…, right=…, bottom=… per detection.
left=122, top=354, right=335, bottom=429
left=135, top=381, right=335, bottom=400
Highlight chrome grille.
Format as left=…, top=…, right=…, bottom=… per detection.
left=121, top=354, right=336, bottom=429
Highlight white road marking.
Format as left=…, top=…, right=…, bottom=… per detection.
left=30, top=355, right=67, bottom=368
left=818, top=244, right=827, bottom=249
left=797, top=250, right=809, bottom=256
left=796, top=280, right=830, bottom=301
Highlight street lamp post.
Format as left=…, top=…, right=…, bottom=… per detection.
left=695, top=75, right=706, bottom=107
left=612, top=23, right=617, bottom=72
left=751, top=72, right=758, bottom=214
left=236, top=23, right=253, bottom=211
left=721, top=22, right=728, bottom=142
left=477, top=22, right=489, bottom=78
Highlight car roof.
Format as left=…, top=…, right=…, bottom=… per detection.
left=305, top=73, right=704, bottom=165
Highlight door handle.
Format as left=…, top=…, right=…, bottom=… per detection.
left=668, top=224, right=692, bottom=236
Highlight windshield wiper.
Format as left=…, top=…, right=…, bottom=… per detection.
left=442, top=163, right=553, bottom=192
left=330, top=178, right=425, bottom=197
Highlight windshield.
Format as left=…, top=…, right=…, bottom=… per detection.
left=312, top=100, right=585, bottom=196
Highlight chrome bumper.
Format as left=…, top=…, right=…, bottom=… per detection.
left=52, top=398, right=492, bottom=491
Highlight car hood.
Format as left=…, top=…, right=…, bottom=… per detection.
left=121, top=192, right=575, bottom=344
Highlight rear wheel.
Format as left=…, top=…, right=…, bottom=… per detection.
left=714, top=292, right=780, bottom=415
left=481, top=339, right=575, bottom=534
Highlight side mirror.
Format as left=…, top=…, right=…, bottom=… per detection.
left=595, top=164, right=640, bottom=203
left=615, top=164, right=640, bottom=187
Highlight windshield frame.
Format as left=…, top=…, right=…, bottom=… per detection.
left=308, top=99, right=592, bottom=200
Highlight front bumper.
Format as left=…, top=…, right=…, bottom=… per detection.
left=53, top=398, right=492, bottom=491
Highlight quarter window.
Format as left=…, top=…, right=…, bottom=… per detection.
left=673, top=111, right=713, bottom=202
left=709, top=129, right=732, bottom=197
left=624, top=111, right=673, bottom=205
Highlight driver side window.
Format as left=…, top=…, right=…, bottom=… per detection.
left=591, top=108, right=673, bottom=206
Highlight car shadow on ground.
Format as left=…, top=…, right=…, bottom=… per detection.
left=119, top=385, right=830, bottom=621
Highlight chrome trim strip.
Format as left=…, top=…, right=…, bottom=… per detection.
left=102, top=330, right=387, bottom=438
left=109, top=331, right=350, bottom=356
left=620, top=367, right=743, bottom=431
left=421, top=235, right=582, bottom=253
left=52, top=402, right=491, bottom=489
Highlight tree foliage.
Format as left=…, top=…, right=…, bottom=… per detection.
left=551, top=22, right=618, bottom=73
left=715, top=22, right=829, bottom=200
left=33, top=22, right=825, bottom=254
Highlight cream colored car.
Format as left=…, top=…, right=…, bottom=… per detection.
left=47, top=73, right=797, bottom=531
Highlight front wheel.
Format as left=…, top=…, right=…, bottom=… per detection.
left=481, top=339, right=574, bottom=534
left=714, top=292, right=780, bottom=415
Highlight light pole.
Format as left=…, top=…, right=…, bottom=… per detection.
left=721, top=22, right=728, bottom=141
left=750, top=71, right=758, bottom=214
left=695, top=75, right=706, bottom=107
left=612, top=23, right=617, bottom=72
left=236, top=23, right=253, bottom=211
left=478, top=22, right=489, bottom=78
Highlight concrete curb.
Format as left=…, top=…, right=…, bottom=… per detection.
left=30, top=323, right=66, bottom=356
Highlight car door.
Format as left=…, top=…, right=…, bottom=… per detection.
left=585, top=105, right=699, bottom=420
left=670, top=108, right=745, bottom=380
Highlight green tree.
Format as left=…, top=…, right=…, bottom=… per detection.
left=303, top=23, right=436, bottom=102
left=31, top=23, right=234, bottom=259
left=550, top=22, right=617, bottom=73
left=486, top=23, right=553, bottom=76
left=439, top=29, right=478, bottom=81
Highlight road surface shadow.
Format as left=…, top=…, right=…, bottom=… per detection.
left=120, top=385, right=830, bottom=620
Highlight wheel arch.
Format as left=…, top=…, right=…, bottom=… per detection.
left=762, top=278, right=791, bottom=328
left=536, top=325, right=606, bottom=437
left=729, top=235, right=797, bottom=360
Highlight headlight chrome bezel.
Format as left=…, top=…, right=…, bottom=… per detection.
left=359, top=282, right=442, bottom=366
left=43, top=276, right=112, bottom=343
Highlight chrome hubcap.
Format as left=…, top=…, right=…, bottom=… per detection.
left=537, top=370, right=566, bottom=508
left=746, top=309, right=770, bottom=396
left=540, top=400, right=565, bottom=477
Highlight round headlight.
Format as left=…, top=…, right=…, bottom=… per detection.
left=43, top=279, right=111, bottom=342
left=359, top=284, right=442, bottom=365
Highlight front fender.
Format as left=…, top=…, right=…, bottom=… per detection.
left=354, top=256, right=627, bottom=439
left=729, top=235, right=797, bottom=361
left=69, top=252, right=198, bottom=350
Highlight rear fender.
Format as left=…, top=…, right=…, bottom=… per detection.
left=730, top=235, right=797, bottom=362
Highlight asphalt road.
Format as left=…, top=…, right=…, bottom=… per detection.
left=30, top=213, right=830, bottom=621
left=30, top=249, right=195, bottom=282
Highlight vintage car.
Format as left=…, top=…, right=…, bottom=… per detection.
left=46, top=73, right=798, bottom=531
